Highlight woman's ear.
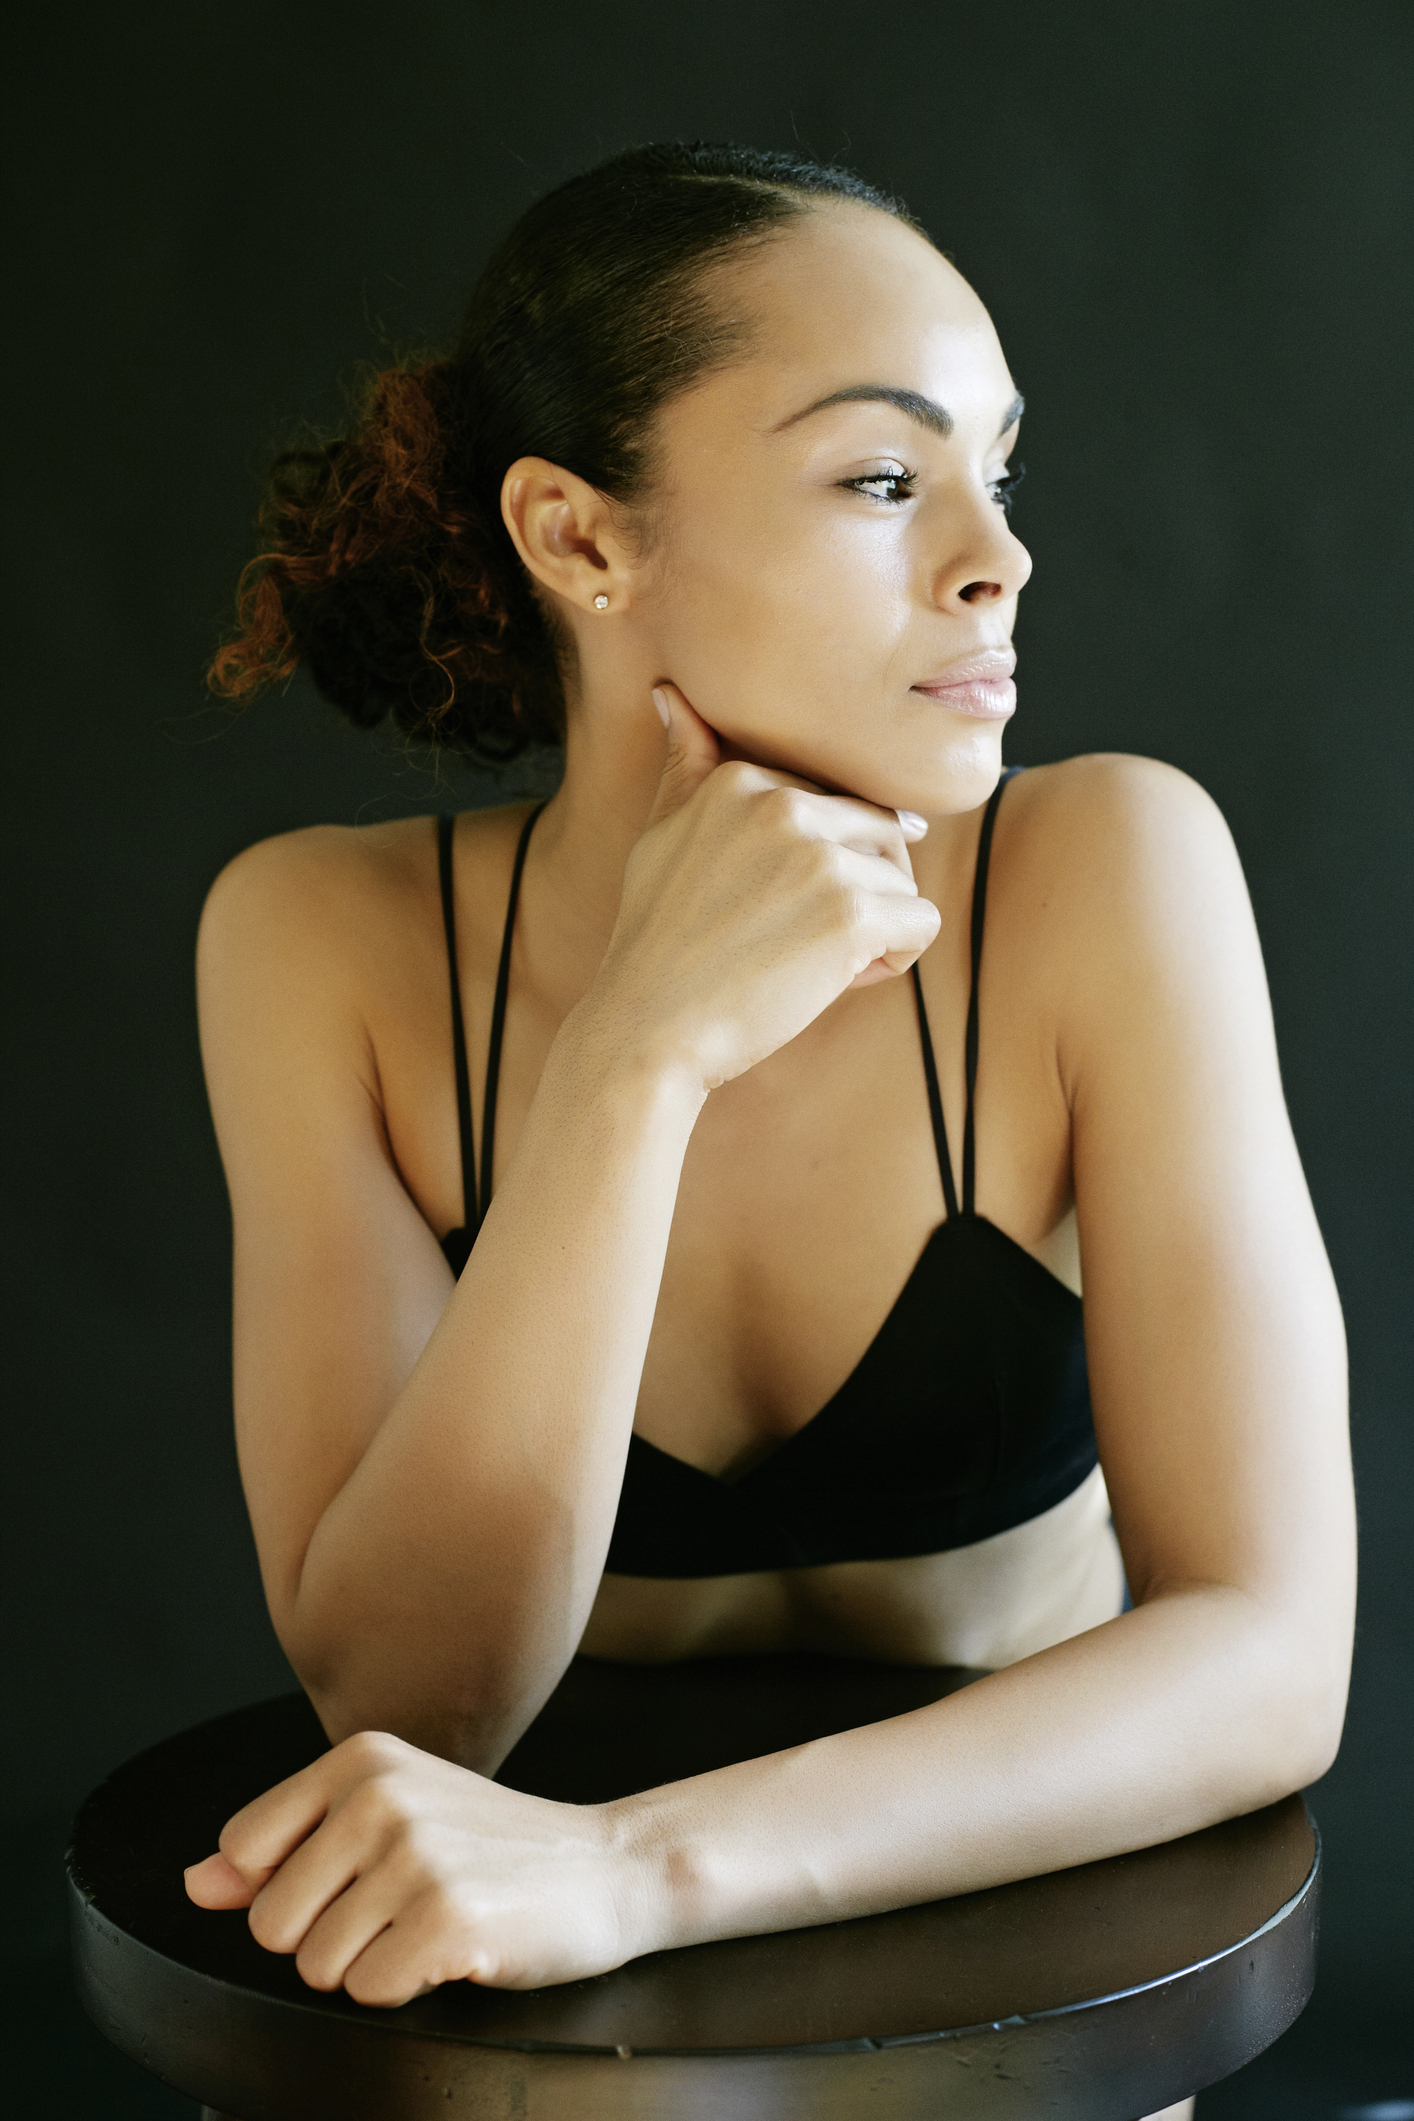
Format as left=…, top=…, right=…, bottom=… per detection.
left=500, top=457, right=634, bottom=616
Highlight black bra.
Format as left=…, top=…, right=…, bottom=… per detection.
left=438, top=775, right=1097, bottom=1578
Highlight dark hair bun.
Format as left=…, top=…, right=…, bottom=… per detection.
left=210, top=143, right=917, bottom=761
left=211, top=364, right=559, bottom=761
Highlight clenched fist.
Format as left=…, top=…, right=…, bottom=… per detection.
left=587, top=683, right=941, bottom=1092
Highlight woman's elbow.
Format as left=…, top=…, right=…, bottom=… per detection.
left=1282, top=1671, right=1349, bottom=1791
left=283, top=1616, right=547, bottom=1774
left=1240, top=1613, right=1352, bottom=1799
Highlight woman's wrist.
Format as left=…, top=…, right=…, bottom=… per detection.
left=599, top=1770, right=785, bottom=1963
left=599, top=1787, right=708, bottom=1963
left=552, top=985, right=711, bottom=1125
left=595, top=1747, right=864, bottom=1963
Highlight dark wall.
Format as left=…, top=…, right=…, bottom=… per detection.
left=7, top=0, right=1410, bottom=2035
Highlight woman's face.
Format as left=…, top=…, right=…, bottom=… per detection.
left=632, top=202, right=1031, bottom=816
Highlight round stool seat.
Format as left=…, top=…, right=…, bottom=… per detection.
left=69, top=1656, right=1317, bottom=2119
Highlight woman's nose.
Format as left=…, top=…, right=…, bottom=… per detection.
left=934, top=506, right=1033, bottom=610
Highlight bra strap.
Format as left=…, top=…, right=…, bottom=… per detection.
left=961, top=767, right=1021, bottom=1214
left=437, top=814, right=478, bottom=1237
left=910, top=966, right=960, bottom=1220
left=478, top=803, right=546, bottom=1229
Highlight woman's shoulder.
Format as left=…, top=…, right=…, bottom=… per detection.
left=992, top=754, right=1262, bottom=1069
left=199, top=805, right=531, bottom=969
left=1006, top=750, right=1227, bottom=840
left=196, top=805, right=538, bottom=1139
left=999, top=752, right=1243, bottom=918
left=196, top=819, right=427, bottom=1021
left=195, top=805, right=538, bottom=1070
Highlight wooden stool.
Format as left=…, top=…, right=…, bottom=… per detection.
left=68, top=1655, right=1318, bottom=2118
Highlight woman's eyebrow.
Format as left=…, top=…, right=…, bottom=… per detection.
left=773, top=385, right=1025, bottom=441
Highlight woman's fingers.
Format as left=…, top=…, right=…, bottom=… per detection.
left=769, top=785, right=917, bottom=880
left=225, top=1736, right=422, bottom=1955
left=294, top=1860, right=482, bottom=2005
left=287, top=1860, right=417, bottom=1996
left=186, top=1731, right=639, bottom=2000
left=824, top=841, right=943, bottom=968
left=339, top=1886, right=481, bottom=2008
left=843, top=898, right=943, bottom=986
left=181, top=1735, right=439, bottom=1982
left=243, top=1794, right=373, bottom=1955
left=209, top=1730, right=411, bottom=1893
left=216, top=1760, right=333, bottom=1884
left=596, top=706, right=946, bottom=1090
left=183, top=1851, right=259, bottom=1909
left=650, top=681, right=925, bottom=879
left=643, top=683, right=720, bottom=825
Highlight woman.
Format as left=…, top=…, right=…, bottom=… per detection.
left=186, top=142, right=1352, bottom=2113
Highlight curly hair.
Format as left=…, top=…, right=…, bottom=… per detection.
left=209, top=142, right=921, bottom=763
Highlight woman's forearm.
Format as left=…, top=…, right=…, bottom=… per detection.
left=219, top=747, right=940, bottom=1765
left=612, top=1588, right=1345, bottom=1955
left=289, top=1005, right=705, bottom=1763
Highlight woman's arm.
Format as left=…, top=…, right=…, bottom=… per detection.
left=198, top=708, right=937, bottom=1767
left=630, top=757, right=1353, bottom=1932
left=189, top=753, right=1352, bottom=2005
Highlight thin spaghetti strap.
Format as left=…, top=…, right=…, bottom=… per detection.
left=478, top=803, right=546, bottom=1229
left=910, top=965, right=960, bottom=1221
left=961, top=767, right=1021, bottom=1215
left=437, top=815, right=478, bottom=1237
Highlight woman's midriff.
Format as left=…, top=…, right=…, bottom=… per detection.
left=580, top=1462, right=1124, bottom=1666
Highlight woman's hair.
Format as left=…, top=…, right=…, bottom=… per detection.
left=209, top=142, right=919, bottom=762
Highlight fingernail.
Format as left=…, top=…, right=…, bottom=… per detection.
left=651, top=687, right=670, bottom=728
left=897, top=809, right=928, bottom=840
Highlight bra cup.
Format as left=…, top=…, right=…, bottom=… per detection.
left=750, top=1220, right=1000, bottom=1509
left=953, top=1220, right=1089, bottom=1488
left=750, top=1218, right=1083, bottom=1523
left=604, top=1216, right=1097, bottom=1578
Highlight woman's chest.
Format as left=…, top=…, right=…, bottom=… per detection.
left=375, top=870, right=1078, bottom=1481
left=628, top=987, right=1080, bottom=1481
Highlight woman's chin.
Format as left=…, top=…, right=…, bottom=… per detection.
left=712, top=716, right=1007, bottom=818
left=833, top=741, right=1008, bottom=819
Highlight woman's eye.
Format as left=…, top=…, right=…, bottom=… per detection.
left=989, top=462, right=1026, bottom=515
left=843, top=466, right=917, bottom=504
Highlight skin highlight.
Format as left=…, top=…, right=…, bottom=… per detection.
left=185, top=201, right=1351, bottom=2121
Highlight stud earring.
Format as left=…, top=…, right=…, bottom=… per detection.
left=593, top=593, right=609, bottom=610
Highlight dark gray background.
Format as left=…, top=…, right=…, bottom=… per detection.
left=4, top=2, right=1410, bottom=2111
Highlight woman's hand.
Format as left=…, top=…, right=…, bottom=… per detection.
left=184, top=1731, right=644, bottom=2004
left=583, top=683, right=941, bottom=1092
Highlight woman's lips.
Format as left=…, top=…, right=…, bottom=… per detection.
left=911, top=650, right=1017, bottom=721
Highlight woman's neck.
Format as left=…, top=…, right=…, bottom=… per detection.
left=517, top=692, right=669, bottom=1003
